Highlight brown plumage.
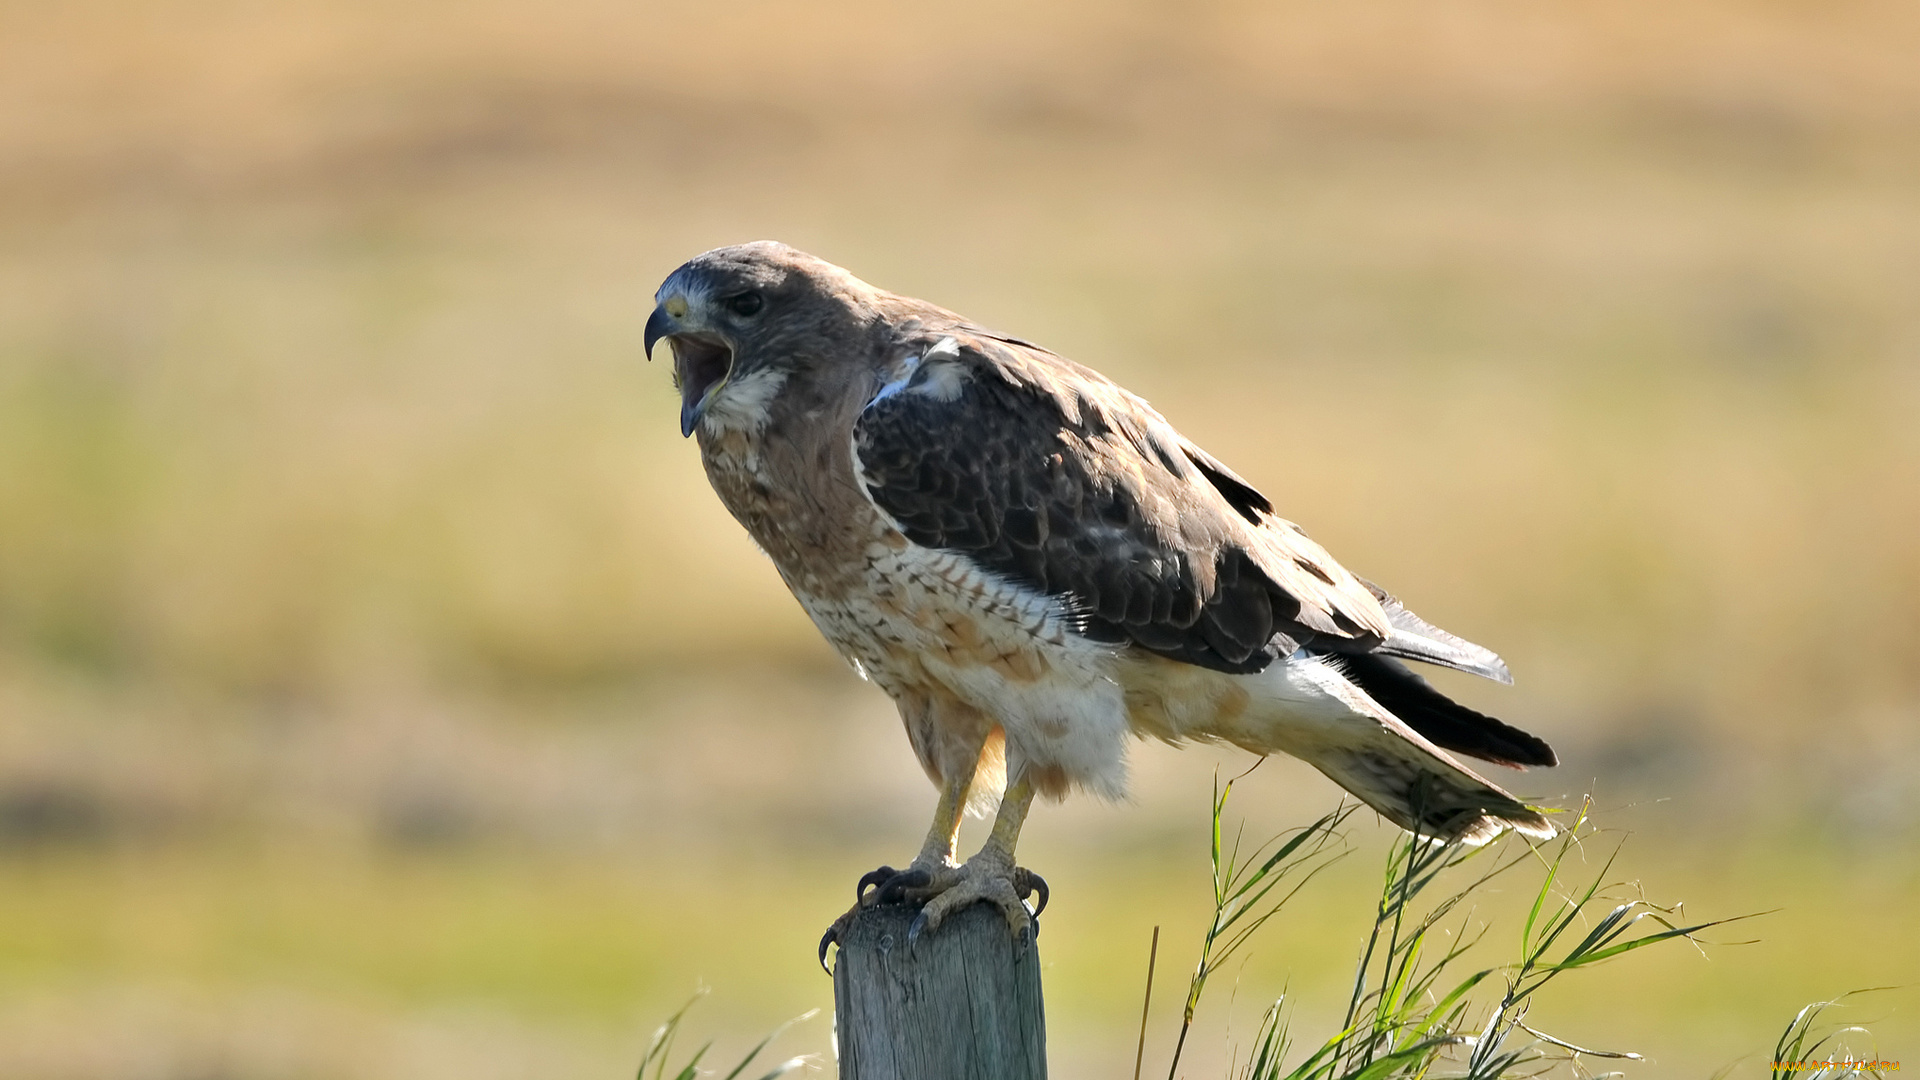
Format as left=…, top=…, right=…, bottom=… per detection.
left=645, top=242, right=1557, bottom=947
left=853, top=330, right=1389, bottom=673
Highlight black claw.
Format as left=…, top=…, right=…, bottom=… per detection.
left=1019, top=869, right=1050, bottom=918
left=1014, top=920, right=1031, bottom=956
left=855, top=865, right=898, bottom=902
left=906, top=909, right=929, bottom=951
left=877, top=868, right=931, bottom=906
left=818, top=926, right=838, bottom=974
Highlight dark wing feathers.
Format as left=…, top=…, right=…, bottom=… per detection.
left=1183, top=445, right=1273, bottom=524
left=852, top=333, right=1387, bottom=674
left=1334, top=653, right=1556, bottom=767
left=1359, top=580, right=1514, bottom=685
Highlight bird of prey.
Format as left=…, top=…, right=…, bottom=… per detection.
left=644, top=242, right=1556, bottom=956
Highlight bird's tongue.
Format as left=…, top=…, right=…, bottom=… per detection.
left=673, top=334, right=733, bottom=415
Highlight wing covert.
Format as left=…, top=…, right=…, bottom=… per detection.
left=851, top=333, right=1388, bottom=674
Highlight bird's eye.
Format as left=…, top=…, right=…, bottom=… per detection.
left=725, top=291, right=764, bottom=317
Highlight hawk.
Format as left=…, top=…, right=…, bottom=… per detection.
left=644, top=242, right=1556, bottom=956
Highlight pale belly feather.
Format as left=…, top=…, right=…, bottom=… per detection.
left=794, top=539, right=1135, bottom=801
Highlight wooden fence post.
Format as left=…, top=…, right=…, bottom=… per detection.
left=831, top=901, right=1047, bottom=1079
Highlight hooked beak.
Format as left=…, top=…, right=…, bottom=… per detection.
left=643, top=303, right=677, bottom=360
left=645, top=302, right=735, bottom=438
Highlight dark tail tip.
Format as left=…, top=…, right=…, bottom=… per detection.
left=1340, top=653, right=1557, bottom=768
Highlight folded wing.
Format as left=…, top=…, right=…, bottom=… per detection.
left=851, top=332, right=1389, bottom=674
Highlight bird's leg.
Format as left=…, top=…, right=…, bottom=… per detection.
left=819, top=750, right=976, bottom=970
left=904, top=774, right=1048, bottom=950
left=862, top=764, right=970, bottom=905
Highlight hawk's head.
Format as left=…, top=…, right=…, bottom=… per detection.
left=646, top=241, right=875, bottom=438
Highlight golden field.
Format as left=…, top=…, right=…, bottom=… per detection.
left=1, top=1, right=1918, bottom=1076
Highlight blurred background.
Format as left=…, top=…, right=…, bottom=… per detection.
left=2, top=0, right=1918, bottom=1076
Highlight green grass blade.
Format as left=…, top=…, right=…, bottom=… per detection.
left=720, top=1008, right=820, bottom=1080
left=668, top=1043, right=710, bottom=1080
left=1345, top=1035, right=1465, bottom=1080
left=750, top=1057, right=811, bottom=1080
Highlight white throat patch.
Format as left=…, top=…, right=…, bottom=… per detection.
left=701, top=367, right=788, bottom=435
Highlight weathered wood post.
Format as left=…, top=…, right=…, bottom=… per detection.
left=831, top=902, right=1047, bottom=1079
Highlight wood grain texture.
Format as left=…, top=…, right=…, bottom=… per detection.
left=832, top=902, right=1047, bottom=1080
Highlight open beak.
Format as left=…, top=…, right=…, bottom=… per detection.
left=645, top=303, right=735, bottom=438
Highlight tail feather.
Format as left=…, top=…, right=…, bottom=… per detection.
left=1336, top=653, right=1557, bottom=768
left=1307, top=653, right=1555, bottom=844
left=1132, top=651, right=1553, bottom=846
left=1307, top=737, right=1554, bottom=845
